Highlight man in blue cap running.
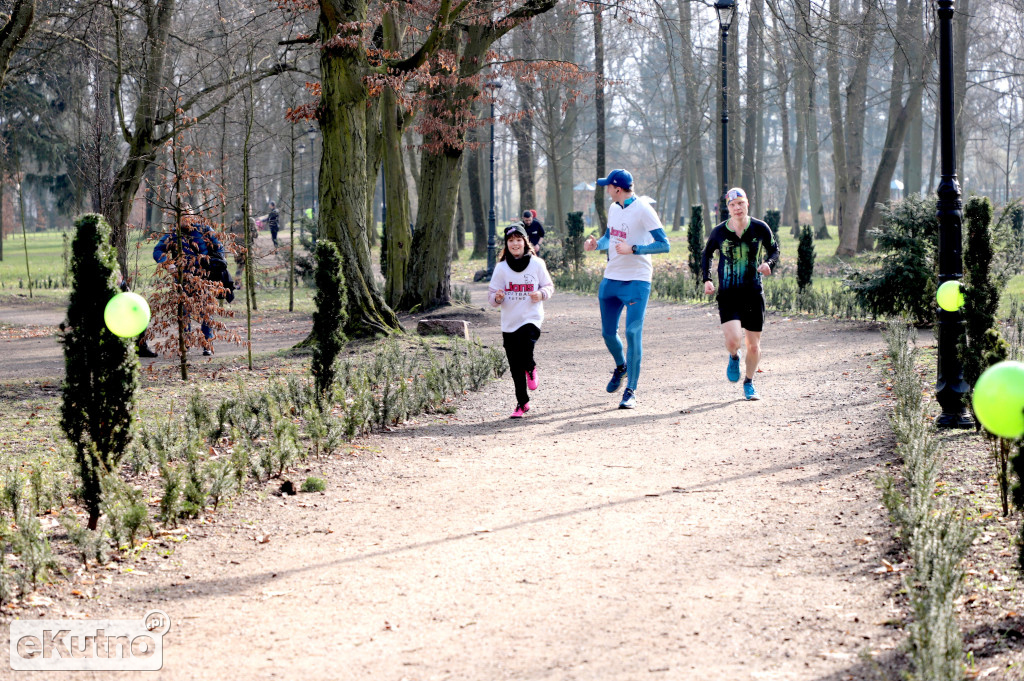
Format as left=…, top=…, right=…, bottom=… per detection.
left=584, top=169, right=671, bottom=409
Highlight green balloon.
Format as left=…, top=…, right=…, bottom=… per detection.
left=972, top=361, right=1024, bottom=439
left=104, top=292, right=151, bottom=338
left=936, top=280, right=964, bottom=311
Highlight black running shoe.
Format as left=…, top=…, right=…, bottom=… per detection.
left=606, top=364, right=627, bottom=393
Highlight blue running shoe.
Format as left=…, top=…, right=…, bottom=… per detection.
left=619, top=388, right=636, bottom=409
left=727, top=354, right=741, bottom=382
left=744, top=382, right=760, bottom=401
left=606, top=364, right=627, bottom=393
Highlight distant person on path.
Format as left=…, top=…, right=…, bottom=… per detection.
left=521, top=210, right=544, bottom=250
left=701, top=187, right=780, bottom=401
left=267, top=201, right=280, bottom=247
left=489, top=223, right=554, bottom=419
left=583, top=169, right=670, bottom=409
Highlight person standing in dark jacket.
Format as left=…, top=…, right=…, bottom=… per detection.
left=521, top=210, right=544, bottom=249
left=267, top=201, right=280, bottom=247
left=153, top=215, right=228, bottom=356
left=701, top=187, right=780, bottom=401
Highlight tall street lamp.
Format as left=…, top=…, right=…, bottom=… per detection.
left=934, top=0, right=972, bottom=428
left=485, top=81, right=502, bottom=274
left=307, top=126, right=318, bottom=216
left=297, top=142, right=306, bottom=212
left=715, top=0, right=737, bottom=224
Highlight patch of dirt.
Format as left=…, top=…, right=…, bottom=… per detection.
left=2, top=283, right=924, bottom=680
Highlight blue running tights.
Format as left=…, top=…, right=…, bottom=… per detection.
left=598, top=279, right=651, bottom=391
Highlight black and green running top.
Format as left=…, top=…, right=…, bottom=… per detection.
left=701, top=217, right=780, bottom=293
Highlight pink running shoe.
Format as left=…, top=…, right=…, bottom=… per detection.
left=510, top=403, right=531, bottom=418
left=526, top=367, right=539, bottom=391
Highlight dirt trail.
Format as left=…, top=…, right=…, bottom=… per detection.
left=0, top=299, right=311, bottom=382
left=2, top=285, right=905, bottom=680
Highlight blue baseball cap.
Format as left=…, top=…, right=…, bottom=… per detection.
left=596, top=169, right=634, bottom=190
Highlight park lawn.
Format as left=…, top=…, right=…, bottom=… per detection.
left=1, top=231, right=317, bottom=313
left=6, top=228, right=1023, bottom=313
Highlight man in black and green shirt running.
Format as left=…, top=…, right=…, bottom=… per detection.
left=701, top=187, right=780, bottom=401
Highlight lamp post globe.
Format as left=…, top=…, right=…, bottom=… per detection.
left=715, top=0, right=737, bottom=225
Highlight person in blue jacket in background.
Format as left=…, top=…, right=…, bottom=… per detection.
left=153, top=213, right=230, bottom=356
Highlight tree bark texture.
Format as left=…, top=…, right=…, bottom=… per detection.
left=835, top=0, right=878, bottom=256
left=0, top=0, right=34, bottom=89
left=740, top=0, right=764, bottom=217
left=593, top=3, right=607, bottom=234
left=318, top=0, right=401, bottom=335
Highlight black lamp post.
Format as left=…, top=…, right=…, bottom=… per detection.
left=297, top=143, right=306, bottom=212
left=934, top=0, right=972, bottom=428
left=485, top=81, right=502, bottom=274
left=307, top=126, right=318, bottom=216
left=715, top=0, right=737, bottom=224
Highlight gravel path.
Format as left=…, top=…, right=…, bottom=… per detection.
left=2, top=284, right=906, bottom=680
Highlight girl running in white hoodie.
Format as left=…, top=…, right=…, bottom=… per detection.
left=488, top=223, right=555, bottom=418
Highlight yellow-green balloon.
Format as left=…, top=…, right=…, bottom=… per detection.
left=104, top=292, right=151, bottom=338
left=936, top=280, right=965, bottom=311
left=972, top=361, right=1024, bottom=439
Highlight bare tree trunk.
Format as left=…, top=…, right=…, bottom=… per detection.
left=773, top=17, right=799, bottom=232
left=856, top=0, right=916, bottom=249
left=466, top=121, right=488, bottom=258
left=902, top=0, right=924, bottom=196
left=0, top=0, right=34, bottom=89
left=402, top=150, right=461, bottom=309
left=382, top=87, right=412, bottom=308
left=740, top=0, right=764, bottom=214
left=511, top=30, right=537, bottom=213
left=593, top=3, right=607, bottom=234
left=318, top=1, right=401, bottom=335
left=825, top=0, right=848, bottom=242
left=835, top=0, right=878, bottom=256
left=795, top=1, right=827, bottom=237
left=953, top=0, right=969, bottom=177
left=854, top=20, right=927, bottom=245
left=679, top=0, right=711, bottom=232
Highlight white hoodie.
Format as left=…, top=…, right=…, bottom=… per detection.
left=487, top=256, right=555, bottom=333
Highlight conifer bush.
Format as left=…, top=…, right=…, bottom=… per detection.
left=564, top=211, right=585, bottom=271
left=797, top=225, right=815, bottom=293
left=847, top=195, right=938, bottom=325
left=763, top=210, right=781, bottom=239
left=687, top=205, right=704, bottom=292
left=960, top=196, right=1005, bottom=390
left=311, top=240, right=347, bottom=407
left=60, top=214, right=140, bottom=530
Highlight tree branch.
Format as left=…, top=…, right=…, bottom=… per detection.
left=0, top=0, right=34, bottom=88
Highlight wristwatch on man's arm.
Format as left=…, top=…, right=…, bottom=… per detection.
left=631, top=245, right=638, bottom=254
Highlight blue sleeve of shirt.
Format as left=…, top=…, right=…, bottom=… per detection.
left=153, top=234, right=171, bottom=263
left=634, top=228, right=670, bottom=255
left=596, top=232, right=610, bottom=250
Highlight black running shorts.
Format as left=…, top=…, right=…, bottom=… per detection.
left=717, top=289, right=766, bottom=332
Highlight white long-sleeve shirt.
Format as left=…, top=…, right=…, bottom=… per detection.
left=488, top=256, right=555, bottom=333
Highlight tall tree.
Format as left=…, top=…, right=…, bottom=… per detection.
left=592, top=1, right=607, bottom=234
left=834, top=0, right=878, bottom=256
left=740, top=0, right=764, bottom=217
left=853, top=0, right=929, bottom=247
left=0, top=0, right=33, bottom=89
left=399, top=0, right=557, bottom=312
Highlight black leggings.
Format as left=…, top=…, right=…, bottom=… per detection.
left=503, top=323, right=541, bottom=407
